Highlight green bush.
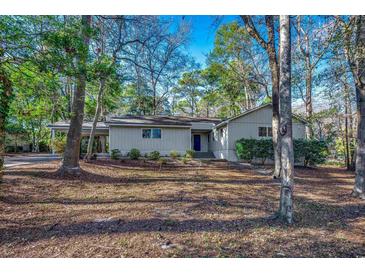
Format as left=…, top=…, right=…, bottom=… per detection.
left=158, top=158, right=167, bottom=166
left=129, top=148, right=141, bottom=160
left=293, top=139, right=329, bottom=167
left=235, top=138, right=273, bottom=164
left=236, top=138, right=329, bottom=167
left=111, top=149, right=121, bottom=160
left=39, top=141, right=49, bottom=152
left=169, top=150, right=180, bottom=159
left=148, top=150, right=160, bottom=160
left=52, top=136, right=66, bottom=154
left=185, top=149, right=195, bottom=159
left=181, top=156, right=189, bottom=164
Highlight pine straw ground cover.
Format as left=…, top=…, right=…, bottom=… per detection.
left=0, top=159, right=364, bottom=258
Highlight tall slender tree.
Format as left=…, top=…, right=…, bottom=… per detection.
left=0, top=66, right=12, bottom=179
left=84, top=17, right=108, bottom=161
left=278, top=15, right=294, bottom=223
left=241, top=15, right=281, bottom=178
left=335, top=16, right=365, bottom=198
left=59, top=16, right=92, bottom=174
left=293, top=16, right=336, bottom=139
left=352, top=16, right=365, bottom=198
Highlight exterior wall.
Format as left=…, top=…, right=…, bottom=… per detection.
left=191, top=132, right=209, bottom=152
left=227, top=105, right=306, bottom=150
left=209, top=125, right=229, bottom=160
left=209, top=105, right=306, bottom=162
left=227, top=105, right=273, bottom=150
left=109, top=126, right=190, bottom=156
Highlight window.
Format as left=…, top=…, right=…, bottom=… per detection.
left=142, top=128, right=161, bottom=139
left=258, top=127, right=267, bottom=137
left=258, top=127, right=272, bottom=137
left=268, top=127, right=272, bottom=137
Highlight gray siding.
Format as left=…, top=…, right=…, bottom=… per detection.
left=190, top=122, right=215, bottom=130
left=109, top=126, right=190, bottom=156
left=209, top=125, right=229, bottom=159
left=209, top=105, right=306, bottom=161
left=227, top=105, right=306, bottom=150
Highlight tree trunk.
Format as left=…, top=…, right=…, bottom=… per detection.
left=85, top=78, right=105, bottom=161
left=353, top=83, right=365, bottom=198
left=59, top=15, right=92, bottom=175
left=343, top=82, right=355, bottom=170
left=271, top=60, right=281, bottom=179
left=266, top=16, right=281, bottom=179
left=14, top=134, right=18, bottom=153
left=305, top=70, right=313, bottom=139
left=0, top=113, right=5, bottom=180
left=350, top=16, right=365, bottom=199
left=0, top=66, right=12, bottom=180
left=278, top=15, right=294, bottom=223
left=240, top=15, right=281, bottom=178
left=344, top=95, right=351, bottom=170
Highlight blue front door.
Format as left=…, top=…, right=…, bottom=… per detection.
left=193, top=135, right=201, bottom=151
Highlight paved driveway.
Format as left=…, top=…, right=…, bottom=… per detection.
left=4, top=154, right=61, bottom=167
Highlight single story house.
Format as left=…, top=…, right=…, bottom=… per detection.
left=49, top=103, right=306, bottom=161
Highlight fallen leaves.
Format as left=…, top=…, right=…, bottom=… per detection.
left=0, top=160, right=364, bottom=257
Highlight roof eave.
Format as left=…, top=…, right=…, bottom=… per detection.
left=106, top=123, right=191, bottom=128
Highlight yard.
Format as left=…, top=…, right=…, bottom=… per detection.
left=0, top=159, right=364, bottom=257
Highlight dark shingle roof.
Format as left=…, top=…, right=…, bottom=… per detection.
left=106, top=115, right=222, bottom=126
left=48, top=121, right=108, bottom=129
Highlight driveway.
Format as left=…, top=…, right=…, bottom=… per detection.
left=4, top=154, right=61, bottom=167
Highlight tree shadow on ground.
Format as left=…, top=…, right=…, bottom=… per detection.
left=3, top=168, right=273, bottom=185
left=0, top=195, right=364, bottom=245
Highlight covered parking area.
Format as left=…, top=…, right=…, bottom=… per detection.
left=48, top=121, right=109, bottom=156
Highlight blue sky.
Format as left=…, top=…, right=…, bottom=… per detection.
left=163, top=15, right=239, bottom=66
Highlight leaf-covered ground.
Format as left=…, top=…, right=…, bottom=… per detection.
left=1, top=159, right=364, bottom=257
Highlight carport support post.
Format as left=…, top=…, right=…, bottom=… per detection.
left=100, top=136, right=106, bottom=153
left=51, top=128, right=55, bottom=155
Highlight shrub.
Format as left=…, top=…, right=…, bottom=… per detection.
left=148, top=150, right=160, bottom=160
left=111, top=149, right=121, bottom=160
left=53, top=136, right=66, bottom=154
left=129, top=148, right=141, bottom=160
left=158, top=158, right=167, bottom=165
left=5, top=146, right=15, bottom=153
left=169, top=150, right=180, bottom=159
left=39, top=141, right=49, bottom=152
left=181, top=156, right=189, bottom=164
left=293, top=139, right=329, bottom=167
left=235, top=138, right=273, bottom=164
left=80, top=137, right=89, bottom=154
left=235, top=138, right=329, bottom=167
left=185, top=149, right=195, bottom=159
left=158, top=158, right=167, bottom=170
